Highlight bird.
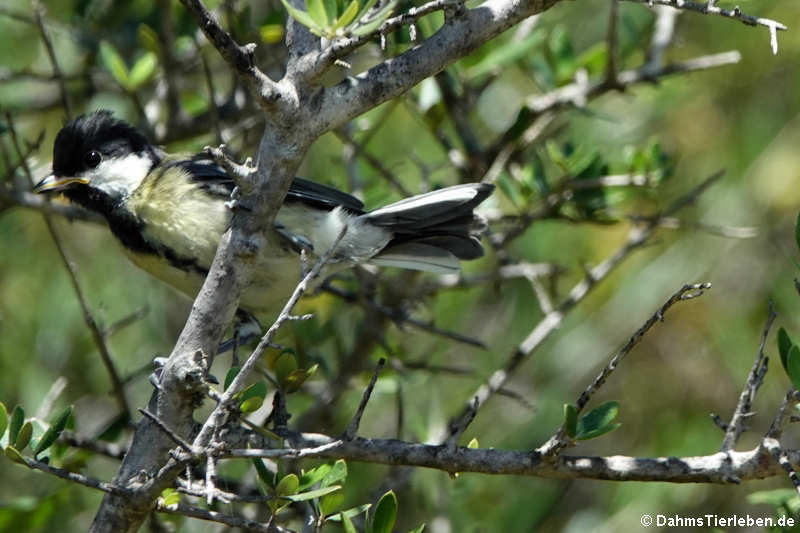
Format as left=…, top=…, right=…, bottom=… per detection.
left=34, top=110, right=494, bottom=328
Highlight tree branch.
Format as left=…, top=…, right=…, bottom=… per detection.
left=312, top=0, right=561, bottom=134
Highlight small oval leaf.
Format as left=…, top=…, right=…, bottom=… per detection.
left=34, top=405, right=72, bottom=457
left=4, top=446, right=26, bottom=465
left=276, top=473, right=300, bottom=497
left=225, top=366, right=241, bottom=391
left=285, top=484, right=341, bottom=502
left=778, top=328, right=794, bottom=373
left=128, top=52, right=158, bottom=90
left=239, top=382, right=268, bottom=413
left=0, top=402, right=7, bottom=441
left=564, top=403, right=578, bottom=438
left=275, top=352, right=298, bottom=387
left=99, top=40, right=130, bottom=90
left=321, top=489, right=344, bottom=516
left=14, top=421, right=33, bottom=451
left=371, top=490, right=398, bottom=533
left=161, top=487, right=181, bottom=507
left=786, top=345, right=800, bottom=391
left=576, top=401, right=621, bottom=440
left=8, top=405, right=24, bottom=446
left=321, top=458, right=347, bottom=488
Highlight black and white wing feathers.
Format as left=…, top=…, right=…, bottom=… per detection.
left=170, top=154, right=365, bottom=213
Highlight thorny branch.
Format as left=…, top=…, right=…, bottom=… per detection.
left=1, top=0, right=792, bottom=530
left=538, top=282, right=712, bottom=457
left=719, top=303, right=776, bottom=451
left=446, top=171, right=724, bottom=439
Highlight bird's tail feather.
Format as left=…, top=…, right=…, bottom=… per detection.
left=364, top=183, right=494, bottom=273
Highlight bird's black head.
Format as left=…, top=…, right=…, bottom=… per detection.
left=34, top=111, right=160, bottom=206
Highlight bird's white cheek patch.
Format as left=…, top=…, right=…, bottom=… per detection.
left=89, top=153, right=152, bottom=199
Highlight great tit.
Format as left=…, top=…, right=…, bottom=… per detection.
left=34, top=110, right=493, bottom=319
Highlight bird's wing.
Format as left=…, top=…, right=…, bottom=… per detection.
left=169, top=154, right=365, bottom=213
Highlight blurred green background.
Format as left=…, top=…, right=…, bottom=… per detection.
left=2, top=0, right=800, bottom=531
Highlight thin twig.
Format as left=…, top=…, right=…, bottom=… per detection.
left=31, top=1, right=72, bottom=118
left=344, top=358, right=386, bottom=440
left=538, top=282, right=712, bottom=456
left=720, top=302, right=776, bottom=451
left=139, top=409, right=196, bottom=454
left=103, top=306, right=150, bottom=338
left=313, top=0, right=462, bottom=78
left=61, top=430, right=127, bottom=460
left=446, top=172, right=724, bottom=436
left=157, top=501, right=289, bottom=532
left=446, top=396, right=479, bottom=448
left=4, top=113, right=131, bottom=418
left=192, top=227, right=349, bottom=449
left=17, top=454, right=128, bottom=495
left=323, top=284, right=487, bottom=349
left=625, top=0, right=787, bottom=41
left=178, top=0, right=280, bottom=105
left=333, top=128, right=411, bottom=196
left=0, top=188, right=102, bottom=221
left=526, top=51, right=742, bottom=115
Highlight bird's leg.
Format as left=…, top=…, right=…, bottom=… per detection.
left=218, top=309, right=263, bottom=360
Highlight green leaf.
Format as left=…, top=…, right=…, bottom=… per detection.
left=4, top=446, right=26, bottom=465
left=128, top=52, right=157, bottom=90
left=225, top=366, right=241, bottom=390
left=465, top=29, right=545, bottom=79
left=99, top=40, right=130, bottom=90
left=252, top=457, right=274, bottom=487
left=496, top=173, right=522, bottom=207
left=786, top=345, right=800, bottom=391
left=138, top=24, right=161, bottom=55
left=322, top=0, right=338, bottom=26
left=575, top=401, right=620, bottom=440
left=260, top=24, right=285, bottom=44
left=467, top=438, right=479, bottom=449
left=564, top=403, right=578, bottom=438
left=321, top=458, right=347, bottom=487
left=320, top=490, right=344, bottom=516
left=326, top=504, right=371, bottom=522
left=284, top=484, right=341, bottom=502
left=355, top=0, right=378, bottom=23
left=8, top=405, right=24, bottom=446
left=240, top=381, right=268, bottom=413
left=14, top=421, right=32, bottom=451
left=342, top=512, right=358, bottom=533
left=351, top=0, right=396, bottom=36
left=333, top=0, right=360, bottom=31
left=160, top=488, right=181, bottom=507
left=795, top=212, right=800, bottom=252
left=408, top=525, right=426, bottom=533
left=305, top=0, right=330, bottom=27
left=283, top=364, right=318, bottom=393
left=275, top=352, right=298, bottom=387
left=0, top=402, right=7, bottom=441
left=299, top=463, right=332, bottom=490
left=280, top=0, right=323, bottom=33
left=276, top=473, right=300, bottom=497
left=33, top=405, right=72, bottom=457
left=779, top=328, right=794, bottom=373
left=371, top=490, right=397, bottom=533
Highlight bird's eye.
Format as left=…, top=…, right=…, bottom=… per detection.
left=84, top=150, right=102, bottom=168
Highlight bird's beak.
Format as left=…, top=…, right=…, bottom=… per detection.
left=33, top=174, right=89, bottom=193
